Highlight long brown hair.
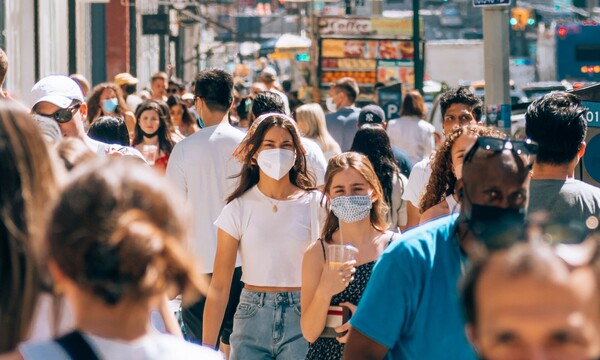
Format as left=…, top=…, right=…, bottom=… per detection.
left=133, top=100, right=174, bottom=155
left=47, top=158, right=204, bottom=306
left=321, top=152, right=388, bottom=243
left=0, top=103, right=58, bottom=352
left=419, top=125, right=506, bottom=213
left=227, top=113, right=315, bottom=203
left=87, top=82, right=129, bottom=124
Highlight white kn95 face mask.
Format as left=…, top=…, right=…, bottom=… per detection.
left=257, top=148, right=296, bottom=180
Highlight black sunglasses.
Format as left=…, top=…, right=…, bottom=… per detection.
left=48, top=103, right=82, bottom=124
left=464, top=137, right=539, bottom=165
left=167, top=88, right=179, bottom=94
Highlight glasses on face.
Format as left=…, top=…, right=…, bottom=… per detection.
left=167, top=88, right=178, bottom=94
left=464, top=137, right=539, bottom=165
left=46, top=103, right=82, bottom=124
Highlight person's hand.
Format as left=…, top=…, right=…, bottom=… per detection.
left=335, top=302, right=357, bottom=344
left=317, top=261, right=356, bottom=298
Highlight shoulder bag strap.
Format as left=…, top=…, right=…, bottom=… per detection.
left=55, top=331, right=101, bottom=360
left=310, top=191, right=320, bottom=243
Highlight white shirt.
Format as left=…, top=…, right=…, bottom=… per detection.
left=126, top=94, right=143, bottom=113
left=20, top=332, right=223, bottom=360
left=402, top=157, right=433, bottom=207
left=166, top=122, right=245, bottom=273
left=215, top=187, right=324, bottom=287
left=301, top=137, right=327, bottom=186
left=387, top=115, right=435, bottom=165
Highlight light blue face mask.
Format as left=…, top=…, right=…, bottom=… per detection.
left=102, top=98, right=119, bottom=113
left=330, top=194, right=372, bottom=223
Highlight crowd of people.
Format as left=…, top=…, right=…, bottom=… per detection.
left=1, top=43, right=600, bottom=360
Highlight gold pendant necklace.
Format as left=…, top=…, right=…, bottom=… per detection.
left=265, top=197, right=281, bottom=213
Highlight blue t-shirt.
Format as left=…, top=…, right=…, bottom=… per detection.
left=350, top=214, right=476, bottom=360
left=326, top=107, right=360, bottom=152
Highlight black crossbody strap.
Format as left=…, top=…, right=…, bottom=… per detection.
left=55, top=331, right=101, bottom=360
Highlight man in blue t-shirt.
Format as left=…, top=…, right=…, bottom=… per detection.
left=343, top=138, right=532, bottom=360
left=325, top=77, right=361, bottom=152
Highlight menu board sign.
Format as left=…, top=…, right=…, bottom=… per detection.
left=377, top=60, right=415, bottom=86
left=318, top=17, right=372, bottom=35
left=378, top=40, right=414, bottom=60
left=321, top=40, right=378, bottom=58
left=318, top=17, right=418, bottom=37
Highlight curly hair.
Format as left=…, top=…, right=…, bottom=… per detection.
left=419, top=125, right=505, bottom=213
left=87, top=82, right=129, bottom=124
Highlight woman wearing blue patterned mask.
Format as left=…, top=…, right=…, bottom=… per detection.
left=203, top=113, right=324, bottom=359
left=301, top=152, right=395, bottom=360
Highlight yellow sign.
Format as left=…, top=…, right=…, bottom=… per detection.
left=371, top=18, right=415, bottom=37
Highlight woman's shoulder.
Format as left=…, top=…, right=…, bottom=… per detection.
left=420, top=201, right=450, bottom=225
left=147, top=334, right=224, bottom=359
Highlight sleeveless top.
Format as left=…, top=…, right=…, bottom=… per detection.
left=305, top=236, right=393, bottom=360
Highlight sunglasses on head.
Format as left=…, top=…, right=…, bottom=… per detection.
left=48, top=103, right=82, bottom=124
left=464, top=136, right=539, bottom=165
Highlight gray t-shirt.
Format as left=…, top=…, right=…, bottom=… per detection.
left=529, top=178, right=600, bottom=221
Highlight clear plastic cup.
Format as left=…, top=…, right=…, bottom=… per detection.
left=328, top=244, right=358, bottom=270
left=142, top=145, right=157, bottom=165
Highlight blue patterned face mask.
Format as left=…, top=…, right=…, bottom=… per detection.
left=330, top=194, right=372, bottom=223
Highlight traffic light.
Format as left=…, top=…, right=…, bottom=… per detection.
left=511, top=7, right=531, bottom=31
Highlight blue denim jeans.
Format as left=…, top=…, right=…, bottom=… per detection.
left=230, top=289, right=308, bottom=360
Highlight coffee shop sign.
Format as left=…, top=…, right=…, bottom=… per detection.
left=318, top=18, right=372, bottom=35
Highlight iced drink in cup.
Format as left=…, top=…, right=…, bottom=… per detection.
left=328, top=244, right=358, bottom=269
left=142, top=145, right=157, bottom=165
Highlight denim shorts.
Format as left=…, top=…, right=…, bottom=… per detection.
left=230, top=289, right=308, bottom=360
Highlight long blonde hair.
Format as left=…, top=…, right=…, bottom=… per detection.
left=295, top=103, right=341, bottom=155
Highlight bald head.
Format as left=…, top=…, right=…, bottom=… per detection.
left=460, top=149, right=530, bottom=210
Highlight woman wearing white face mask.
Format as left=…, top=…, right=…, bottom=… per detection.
left=301, top=152, right=394, bottom=360
left=203, top=113, right=323, bottom=359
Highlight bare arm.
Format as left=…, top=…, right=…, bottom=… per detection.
left=124, top=112, right=136, bottom=140
left=0, top=352, right=23, bottom=360
left=158, top=294, right=183, bottom=338
left=300, top=242, right=354, bottom=343
left=343, top=328, right=389, bottom=360
left=202, top=228, right=239, bottom=348
left=405, top=201, right=421, bottom=229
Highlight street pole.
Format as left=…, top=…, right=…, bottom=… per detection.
left=412, top=0, right=423, bottom=94
left=483, top=6, right=511, bottom=134
left=372, top=0, right=383, bottom=16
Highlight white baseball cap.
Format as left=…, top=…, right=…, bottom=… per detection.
left=31, top=75, right=85, bottom=109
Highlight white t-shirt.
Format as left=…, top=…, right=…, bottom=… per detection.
left=402, top=157, right=433, bottom=207
left=20, top=332, right=223, bottom=360
left=387, top=115, right=435, bottom=165
left=215, top=187, right=324, bottom=287
left=166, top=122, right=245, bottom=273
left=301, top=137, right=327, bottom=186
